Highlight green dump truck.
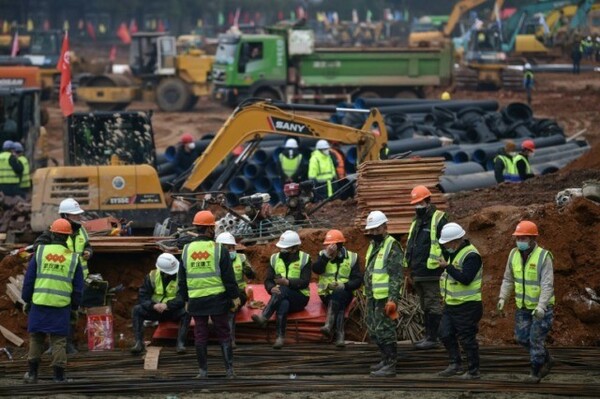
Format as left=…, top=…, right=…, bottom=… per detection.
left=212, top=28, right=453, bottom=105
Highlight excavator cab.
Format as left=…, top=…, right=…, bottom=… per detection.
left=24, top=30, right=61, bottom=67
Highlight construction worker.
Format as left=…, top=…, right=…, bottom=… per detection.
left=130, top=253, right=190, bottom=355
left=363, top=211, right=404, bottom=378
left=12, top=142, right=31, bottom=195
left=514, top=140, right=535, bottom=182
left=404, top=185, right=448, bottom=350
left=441, top=91, right=451, bottom=101
left=308, top=139, right=337, bottom=201
left=523, top=63, right=534, bottom=106
left=493, top=141, right=517, bottom=183
left=172, top=133, right=199, bottom=175
left=329, top=142, right=346, bottom=179
left=0, top=139, right=23, bottom=196
left=497, top=221, right=555, bottom=383
left=215, top=232, right=256, bottom=348
left=251, top=230, right=311, bottom=349
left=178, top=210, right=240, bottom=378
left=312, top=229, right=362, bottom=347
left=22, top=218, right=84, bottom=384
left=583, top=35, right=593, bottom=60
left=572, top=40, right=583, bottom=74
left=278, top=138, right=304, bottom=184
left=437, top=223, right=483, bottom=379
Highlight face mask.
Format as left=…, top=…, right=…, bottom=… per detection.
left=416, top=207, right=427, bottom=217
left=287, top=149, right=294, bottom=157
left=445, top=247, right=456, bottom=254
left=415, top=204, right=427, bottom=209
left=370, top=234, right=384, bottom=243
left=516, top=241, right=530, bottom=251
left=321, top=149, right=329, bottom=155
left=186, top=142, right=196, bottom=150
left=229, top=251, right=237, bottom=260
left=509, top=152, right=517, bottom=157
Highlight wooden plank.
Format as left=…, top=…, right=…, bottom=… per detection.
left=0, top=323, right=24, bottom=346
left=6, top=283, right=26, bottom=306
left=144, top=346, right=162, bottom=370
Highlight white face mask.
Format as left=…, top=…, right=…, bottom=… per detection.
left=229, top=251, right=237, bottom=260
left=415, top=204, right=427, bottom=209
left=186, top=142, right=196, bottom=150
left=321, top=149, right=329, bottom=155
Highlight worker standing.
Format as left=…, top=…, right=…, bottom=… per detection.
left=404, top=185, right=448, bottom=350
left=572, top=40, right=583, bottom=74
left=21, top=219, right=84, bottom=384
left=172, top=133, right=200, bottom=175
left=215, top=232, right=256, bottom=348
left=308, top=139, right=337, bottom=201
left=363, top=211, right=404, bottom=378
left=0, top=140, right=23, bottom=196
left=278, top=138, right=304, bottom=184
left=12, top=142, right=31, bottom=196
left=497, top=221, right=555, bottom=383
left=329, top=142, right=346, bottom=180
left=513, top=140, right=535, bottom=182
left=437, top=223, right=483, bottom=379
left=178, top=210, right=240, bottom=378
left=251, top=230, right=311, bottom=349
left=523, top=63, right=534, bottom=106
left=130, top=253, right=190, bottom=355
left=493, top=141, right=517, bottom=184
left=312, top=229, right=362, bottom=347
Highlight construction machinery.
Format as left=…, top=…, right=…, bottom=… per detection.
left=77, top=32, right=214, bottom=112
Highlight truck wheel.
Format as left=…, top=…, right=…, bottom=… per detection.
left=156, top=78, right=192, bottom=112
left=357, top=90, right=380, bottom=99
left=254, top=89, right=281, bottom=101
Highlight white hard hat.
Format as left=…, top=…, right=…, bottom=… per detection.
left=58, top=198, right=85, bottom=215
left=316, top=139, right=330, bottom=150
left=587, top=35, right=592, bottom=40
left=156, top=253, right=180, bottom=275
left=216, top=232, right=237, bottom=246
left=524, top=63, right=532, bottom=70
left=365, top=210, right=388, bottom=230
left=276, top=230, right=301, bottom=248
left=284, top=138, right=299, bottom=149
left=439, top=222, right=466, bottom=244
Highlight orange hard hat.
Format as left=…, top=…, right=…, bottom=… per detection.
left=512, top=220, right=538, bottom=236
left=181, top=133, right=194, bottom=144
left=410, top=185, right=432, bottom=204
left=323, top=229, right=346, bottom=245
left=193, top=210, right=216, bottom=226
left=522, top=140, right=535, bottom=152
left=50, top=218, right=73, bottom=235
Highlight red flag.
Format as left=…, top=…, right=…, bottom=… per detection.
left=129, top=19, right=138, bottom=34
left=86, top=21, right=96, bottom=40
left=116, top=22, right=131, bottom=44
left=10, top=31, right=19, bottom=57
left=57, top=32, right=74, bottom=117
left=157, top=19, right=165, bottom=32
left=109, top=45, right=117, bottom=62
left=233, top=8, right=241, bottom=27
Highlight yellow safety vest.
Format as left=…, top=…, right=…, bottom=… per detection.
left=317, top=249, right=357, bottom=296
left=440, top=244, right=482, bottom=306
left=512, top=154, right=532, bottom=180
left=67, top=228, right=90, bottom=278
left=279, top=153, right=302, bottom=178
left=0, top=151, right=19, bottom=184
left=308, top=150, right=336, bottom=197
left=405, top=210, right=445, bottom=270
left=232, top=253, right=247, bottom=290
left=32, top=244, right=78, bottom=307
left=494, top=154, right=519, bottom=182
left=17, top=155, right=31, bottom=189
left=149, top=269, right=178, bottom=303
left=365, top=235, right=399, bottom=300
left=183, top=240, right=225, bottom=298
left=270, top=251, right=310, bottom=297
left=509, top=245, right=555, bottom=310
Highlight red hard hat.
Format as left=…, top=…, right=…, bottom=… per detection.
left=323, top=229, right=346, bottom=245
left=522, top=140, right=535, bottom=152
left=181, top=133, right=194, bottom=144
left=410, top=185, right=432, bottom=205
left=50, top=218, right=73, bottom=235
left=193, top=210, right=216, bottom=226
left=512, top=221, right=539, bottom=236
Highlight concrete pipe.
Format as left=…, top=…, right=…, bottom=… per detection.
left=229, top=176, right=254, bottom=195
left=531, top=146, right=590, bottom=165
left=412, top=145, right=461, bottom=160
left=376, top=100, right=499, bottom=115
left=252, top=147, right=276, bottom=165
left=444, top=161, right=485, bottom=175
left=502, top=102, right=533, bottom=122
left=242, top=162, right=264, bottom=180
left=386, top=138, right=442, bottom=155
left=439, top=171, right=497, bottom=193
left=265, top=161, right=280, bottom=178
left=157, top=161, right=175, bottom=176
left=254, top=176, right=273, bottom=192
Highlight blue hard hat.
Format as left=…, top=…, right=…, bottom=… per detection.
left=2, top=140, right=14, bottom=151
left=12, top=142, right=23, bottom=153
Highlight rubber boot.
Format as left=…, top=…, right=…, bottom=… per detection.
left=228, top=312, right=237, bottom=349
left=370, top=343, right=386, bottom=371
left=438, top=363, right=464, bottom=377
left=273, top=314, right=287, bottom=349
left=540, top=350, right=554, bottom=378
left=194, top=345, right=208, bottom=379
left=526, top=363, right=543, bottom=383
left=334, top=310, right=346, bottom=348
left=251, top=295, right=278, bottom=327
left=66, top=333, right=78, bottom=355
left=23, top=361, right=38, bottom=384
left=320, top=302, right=335, bottom=339
left=52, top=366, right=72, bottom=383
left=461, top=347, right=480, bottom=379
left=438, top=341, right=463, bottom=377
left=130, top=315, right=146, bottom=354
left=370, top=343, right=397, bottom=377
left=221, top=343, right=236, bottom=379
left=415, top=314, right=440, bottom=350
left=176, top=314, right=190, bottom=354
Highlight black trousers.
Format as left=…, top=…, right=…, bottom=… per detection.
left=439, top=301, right=482, bottom=371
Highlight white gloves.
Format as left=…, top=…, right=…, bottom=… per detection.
left=532, top=306, right=545, bottom=321
left=496, top=298, right=505, bottom=311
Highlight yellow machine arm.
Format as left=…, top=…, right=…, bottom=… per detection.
left=181, top=101, right=388, bottom=192
left=490, top=0, right=506, bottom=22
left=443, top=0, right=488, bottom=37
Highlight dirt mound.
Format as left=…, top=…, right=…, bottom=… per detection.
left=562, top=140, right=600, bottom=171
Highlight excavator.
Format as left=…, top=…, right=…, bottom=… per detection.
left=30, top=101, right=387, bottom=233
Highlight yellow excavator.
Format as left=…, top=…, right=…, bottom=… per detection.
left=30, top=101, right=387, bottom=232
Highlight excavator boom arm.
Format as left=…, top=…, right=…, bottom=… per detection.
left=443, top=0, right=488, bottom=37
left=181, top=102, right=387, bottom=192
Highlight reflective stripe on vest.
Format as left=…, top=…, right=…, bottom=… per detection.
left=309, top=150, right=336, bottom=197
left=149, top=269, right=178, bottom=303
left=18, top=155, right=31, bottom=189
left=67, top=228, right=89, bottom=278
left=440, top=244, right=482, bottom=305
left=183, top=241, right=225, bottom=298
left=512, top=154, right=532, bottom=177
left=317, top=249, right=357, bottom=295
left=232, top=253, right=247, bottom=289
left=494, top=154, right=520, bottom=182
left=509, top=246, right=555, bottom=310
left=270, top=251, right=310, bottom=297
left=279, top=153, right=302, bottom=178
left=406, top=210, right=445, bottom=270
left=32, top=244, right=78, bottom=307
left=0, top=152, right=19, bottom=184
left=366, top=235, right=398, bottom=300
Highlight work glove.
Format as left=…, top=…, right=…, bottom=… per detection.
left=497, top=298, right=505, bottom=312
left=532, top=306, right=545, bottom=321
left=384, top=301, right=399, bottom=320
left=23, top=302, right=31, bottom=315
left=231, top=297, right=242, bottom=312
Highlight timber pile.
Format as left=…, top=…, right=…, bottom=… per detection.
left=0, top=194, right=32, bottom=239
left=89, top=236, right=164, bottom=253
left=354, top=158, right=447, bottom=234
left=5, top=273, right=25, bottom=307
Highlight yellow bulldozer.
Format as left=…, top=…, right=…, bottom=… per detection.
left=77, top=32, right=213, bottom=112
